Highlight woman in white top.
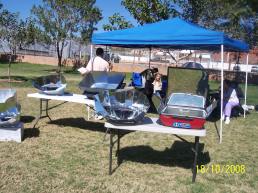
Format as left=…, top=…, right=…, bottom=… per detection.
left=223, top=80, right=239, bottom=124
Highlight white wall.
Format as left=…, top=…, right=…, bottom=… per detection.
left=204, top=62, right=253, bottom=72
left=119, top=55, right=149, bottom=63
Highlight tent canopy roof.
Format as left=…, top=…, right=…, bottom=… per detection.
left=92, top=17, right=249, bottom=52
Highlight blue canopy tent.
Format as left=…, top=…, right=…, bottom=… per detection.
left=91, top=17, right=249, bottom=143
left=92, top=17, right=248, bottom=52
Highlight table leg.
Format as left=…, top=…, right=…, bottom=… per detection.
left=192, top=136, right=199, bottom=183
left=109, top=129, right=114, bottom=175
left=87, top=106, right=90, bottom=120
left=33, top=99, right=43, bottom=128
left=45, top=99, right=52, bottom=121
left=116, top=130, right=121, bottom=165
left=33, top=99, right=52, bottom=128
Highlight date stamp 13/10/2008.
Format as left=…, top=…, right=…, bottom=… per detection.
left=196, top=164, right=246, bottom=174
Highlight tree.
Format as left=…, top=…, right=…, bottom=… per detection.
left=0, top=10, right=23, bottom=56
left=210, top=0, right=257, bottom=48
left=121, top=0, right=179, bottom=25
left=22, top=18, right=47, bottom=46
left=175, top=0, right=257, bottom=48
left=0, top=10, right=27, bottom=81
left=122, top=0, right=257, bottom=48
left=103, top=13, right=133, bottom=31
left=32, top=0, right=102, bottom=71
left=180, top=0, right=212, bottom=24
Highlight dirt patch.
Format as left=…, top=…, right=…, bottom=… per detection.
left=0, top=79, right=24, bottom=83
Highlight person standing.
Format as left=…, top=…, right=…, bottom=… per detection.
left=152, top=73, right=163, bottom=97
left=78, top=48, right=111, bottom=74
left=78, top=48, right=111, bottom=120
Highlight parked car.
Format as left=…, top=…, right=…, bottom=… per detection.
left=182, top=62, right=204, bottom=69
left=151, top=56, right=169, bottom=63
left=113, top=54, right=121, bottom=63
left=233, top=65, right=241, bottom=71
left=151, top=56, right=162, bottom=62
left=251, top=65, right=258, bottom=73
left=103, top=52, right=111, bottom=62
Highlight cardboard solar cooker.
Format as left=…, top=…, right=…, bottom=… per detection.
left=153, top=67, right=217, bottom=130
left=33, top=74, right=67, bottom=95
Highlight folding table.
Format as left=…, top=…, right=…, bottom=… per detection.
left=27, top=93, right=95, bottom=128
left=105, top=117, right=206, bottom=182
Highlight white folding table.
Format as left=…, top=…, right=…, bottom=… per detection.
left=27, top=93, right=95, bottom=128
left=105, top=117, right=206, bottom=183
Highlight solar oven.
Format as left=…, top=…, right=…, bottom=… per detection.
left=0, top=89, right=20, bottom=127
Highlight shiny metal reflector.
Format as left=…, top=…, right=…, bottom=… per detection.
left=79, top=71, right=125, bottom=98
left=95, top=88, right=149, bottom=124
left=162, top=93, right=207, bottom=118
left=33, top=74, right=66, bottom=95
left=0, top=89, right=20, bottom=126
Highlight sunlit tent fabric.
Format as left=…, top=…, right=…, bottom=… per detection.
left=92, top=17, right=249, bottom=52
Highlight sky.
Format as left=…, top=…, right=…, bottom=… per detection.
left=1, top=0, right=137, bottom=32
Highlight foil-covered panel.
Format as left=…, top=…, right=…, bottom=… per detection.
left=33, top=74, right=66, bottom=95
left=162, top=106, right=206, bottom=118
left=95, top=88, right=149, bottom=124
left=79, top=71, right=125, bottom=97
left=162, top=93, right=206, bottom=118
left=167, top=93, right=205, bottom=108
left=0, top=89, right=20, bottom=126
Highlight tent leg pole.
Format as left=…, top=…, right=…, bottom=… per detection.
left=220, top=45, right=224, bottom=144
left=149, top=47, right=151, bottom=69
left=244, top=54, right=249, bottom=118
left=90, top=44, right=93, bottom=60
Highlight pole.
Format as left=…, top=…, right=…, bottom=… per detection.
left=90, top=44, right=93, bottom=59
left=244, top=54, right=249, bottom=118
left=133, top=50, right=136, bottom=65
left=220, top=45, right=224, bottom=144
left=105, top=46, right=108, bottom=61
left=149, top=47, right=151, bottom=69
left=90, top=44, right=93, bottom=72
left=227, top=52, right=230, bottom=70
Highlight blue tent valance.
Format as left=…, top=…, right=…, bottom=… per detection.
left=92, top=17, right=249, bottom=52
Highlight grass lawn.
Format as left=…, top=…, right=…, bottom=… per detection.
left=0, top=62, right=258, bottom=193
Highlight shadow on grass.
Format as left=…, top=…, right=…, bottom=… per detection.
left=23, top=128, right=40, bottom=139
left=207, top=114, right=220, bottom=123
left=0, top=76, right=30, bottom=82
left=63, top=69, right=80, bottom=74
left=0, top=76, right=34, bottom=88
left=49, top=117, right=107, bottom=133
left=42, top=68, right=79, bottom=75
left=118, top=141, right=210, bottom=169
left=20, top=116, right=35, bottom=123
left=42, top=69, right=58, bottom=73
